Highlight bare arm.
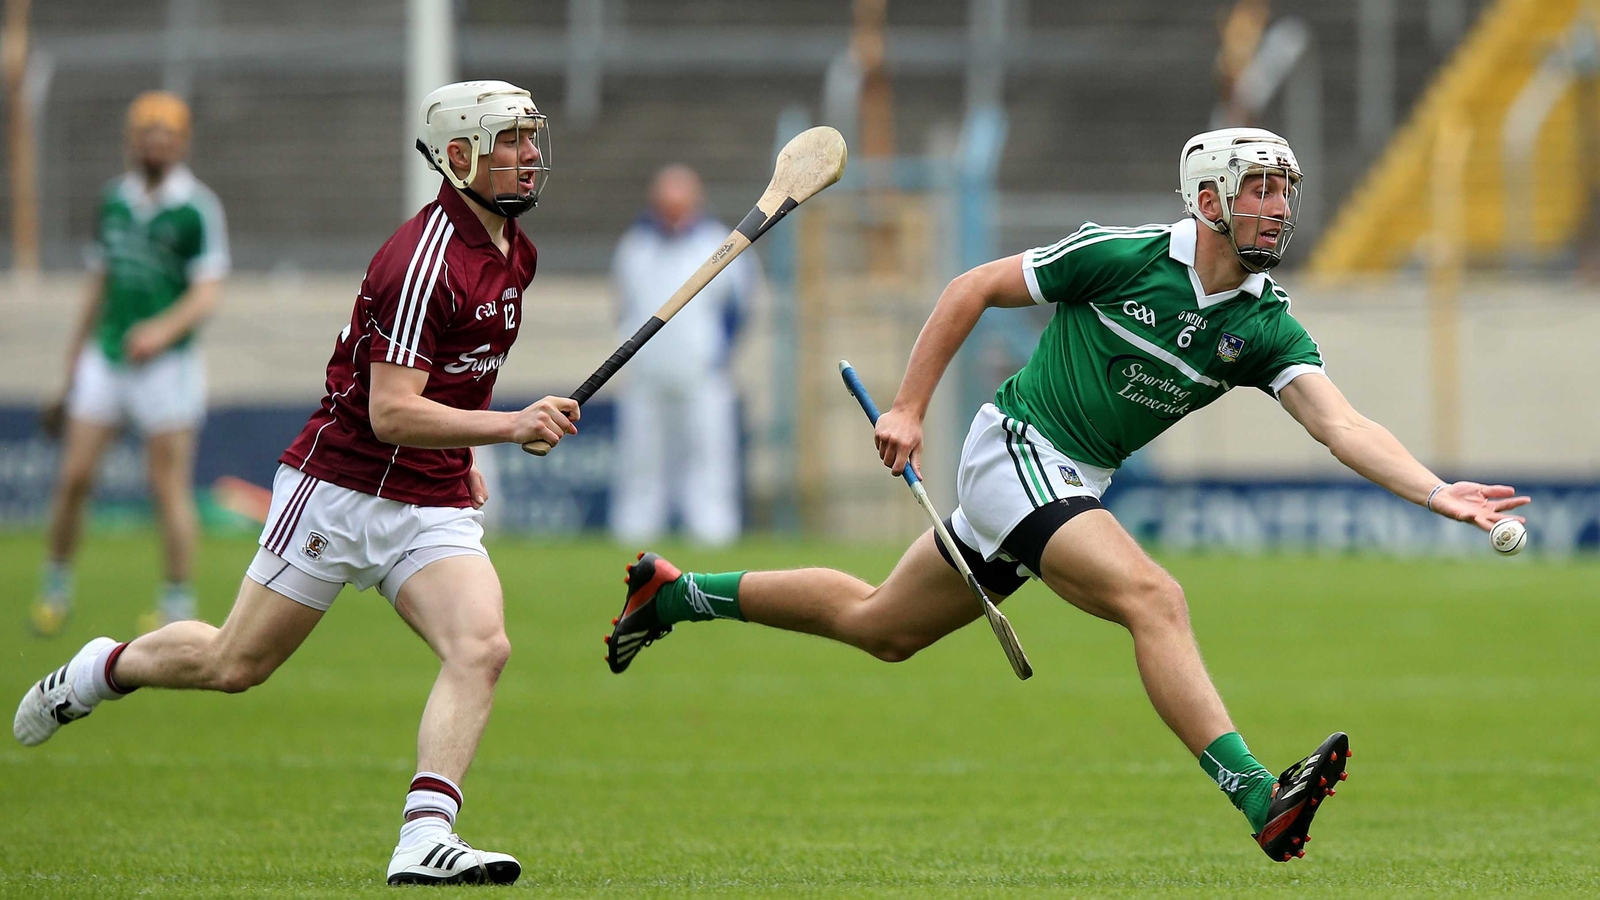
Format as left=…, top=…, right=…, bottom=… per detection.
left=874, top=254, right=1036, bottom=474
left=368, top=361, right=578, bottom=450
left=124, top=277, right=224, bottom=363
left=1278, top=372, right=1528, bottom=531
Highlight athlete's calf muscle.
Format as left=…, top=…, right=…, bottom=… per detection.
left=740, top=531, right=990, bottom=662
left=392, top=554, right=509, bottom=782
left=112, top=579, right=322, bottom=693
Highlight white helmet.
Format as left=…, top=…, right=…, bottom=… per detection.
left=415, top=80, right=551, bottom=218
left=1179, top=127, right=1302, bottom=272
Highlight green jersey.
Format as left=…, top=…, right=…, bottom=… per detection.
left=90, top=166, right=229, bottom=363
left=995, top=218, right=1324, bottom=470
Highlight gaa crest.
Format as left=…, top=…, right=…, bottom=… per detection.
left=301, top=531, right=330, bottom=561
left=1216, top=333, right=1246, bottom=364
left=1058, top=464, right=1083, bottom=487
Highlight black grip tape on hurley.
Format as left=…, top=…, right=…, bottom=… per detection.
left=734, top=197, right=801, bottom=242
left=571, top=316, right=665, bottom=404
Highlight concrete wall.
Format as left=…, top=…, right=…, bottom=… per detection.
left=4, top=272, right=1595, bottom=497
left=2, top=273, right=629, bottom=405
left=0, top=270, right=785, bottom=513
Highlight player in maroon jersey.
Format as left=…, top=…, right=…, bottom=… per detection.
left=14, top=81, right=572, bottom=886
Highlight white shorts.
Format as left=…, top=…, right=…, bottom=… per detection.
left=245, top=464, right=488, bottom=611
left=950, top=404, right=1115, bottom=560
left=68, top=344, right=206, bottom=434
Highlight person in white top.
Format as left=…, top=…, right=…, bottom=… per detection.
left=609, top=166, right=757, bottom=546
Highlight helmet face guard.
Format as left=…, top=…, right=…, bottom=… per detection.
left=1218, top=162, right=1300, bottom=273
left=475, top=113, right=551, bottom=218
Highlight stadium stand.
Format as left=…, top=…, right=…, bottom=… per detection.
left=5, top=0, right=1487, bottom=272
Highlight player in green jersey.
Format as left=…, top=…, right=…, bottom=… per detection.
left=31, top=91, right=230, bottom=638
left=602, top=128, right=1530, bottom=860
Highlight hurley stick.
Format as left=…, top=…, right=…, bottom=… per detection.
left=523, top=126, right=848, bottom=455
left=838, top=361, right=1034, bottom=681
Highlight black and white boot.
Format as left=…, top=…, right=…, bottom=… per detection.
left=386, top=833, right=520, bottom=886
left=13, top=636, right=117, bottom=746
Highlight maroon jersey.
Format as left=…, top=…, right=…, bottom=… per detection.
left=280, top=183, right=536, bottom=507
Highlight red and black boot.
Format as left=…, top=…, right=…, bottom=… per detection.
left=604, top=552, right=682, bottom=674
left=1256, top=731, right=1351, bottom=861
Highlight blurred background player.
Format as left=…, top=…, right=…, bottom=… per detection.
left=609, top=165, right=757, bottom=547
left=30, top=91, right=229, bottom=637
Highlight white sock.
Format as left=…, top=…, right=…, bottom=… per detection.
left=399, top=814, right=451, bottom=849
left=399, top=772, right=461, bottom=848
left=76, top=640, right=132, bottom=706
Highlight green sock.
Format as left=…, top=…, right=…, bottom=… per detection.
left=1198, top=732, right=1276, bottom=833
left=159, top=582, right=197, bottom=621
left=41, top=561, right=72, bottom=605
left=653, top=571, right=746, bottom=625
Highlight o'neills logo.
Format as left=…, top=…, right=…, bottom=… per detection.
left=1108, top=355, right=1194, bottom=419
left=444, top=343, right=508, bottom=379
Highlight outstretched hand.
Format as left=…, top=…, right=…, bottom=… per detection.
left=1429, top=481, right=1530, bottom=532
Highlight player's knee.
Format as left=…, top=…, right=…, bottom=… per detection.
left=57, top=466, right=96, bottom=500
left=452, top=631, right=512, bottom=681
left=867, top=643, right=918, bottom=663
left=147, top=475, right=190, bottom=505
left=483, top=632, right=512, bottom=680
left=861, top=632, right=929, bottom=663
left=838, top=601, right=926, bottom=662
left=1125, top=574, right=1190, bottom=632
left=211, top=657, right=275, bottom=694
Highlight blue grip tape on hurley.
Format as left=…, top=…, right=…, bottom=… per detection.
left=838, top=361, right=920, bottom=487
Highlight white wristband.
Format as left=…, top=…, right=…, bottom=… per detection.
left=1425, top=483, right=1447, bottom=513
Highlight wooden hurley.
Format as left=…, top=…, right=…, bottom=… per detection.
left=523, top=126, right=848, bottom=455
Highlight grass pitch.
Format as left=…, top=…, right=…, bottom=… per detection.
left=1, top=533, right=1597, bottom=898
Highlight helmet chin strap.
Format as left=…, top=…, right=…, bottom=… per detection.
left=1233, top=244, right=1280, bottom=273
left=461, top=186, right=537, bottom=219
left=1198, top=210, right=1279, bottom=274
left=415, top=138, right=538, bottom=219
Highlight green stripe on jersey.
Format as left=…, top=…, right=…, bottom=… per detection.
left=996, top=219, right=1324, bottom=470
left=1030, top=225, right=1172, bottom=266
